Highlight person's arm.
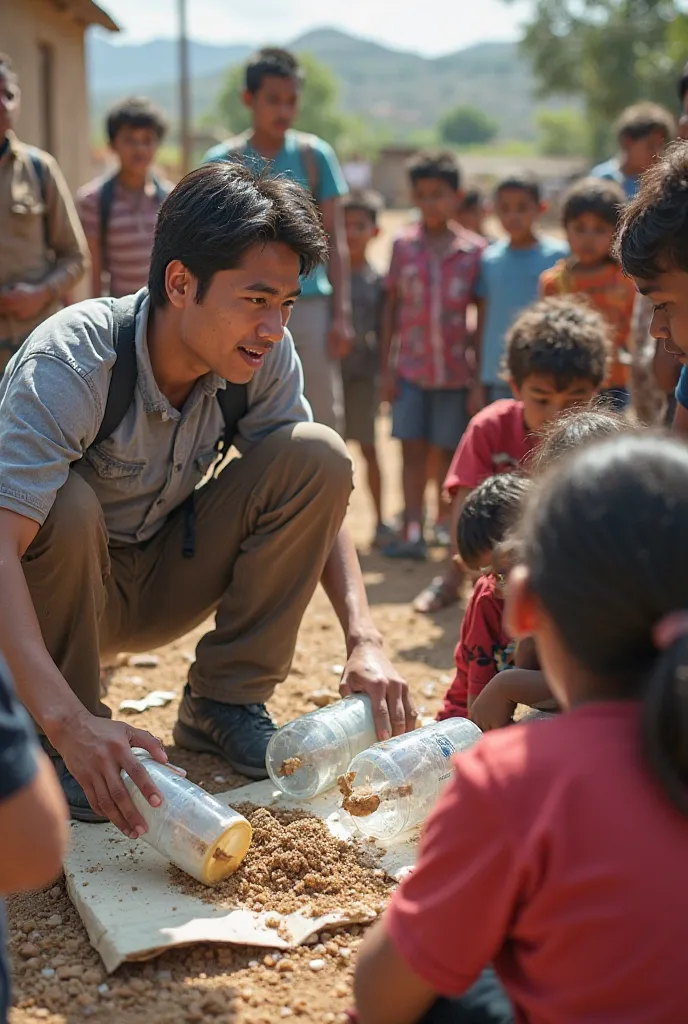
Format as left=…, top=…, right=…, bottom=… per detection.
left=322, top=526, right=415, bottom=739
left=75, top=188, right=102, bottom=299
left=320, top=195, right=352, bottom=359
left=469, top=669, right=554, bottom=732
left=0, top=508, right=168, bottom=838
left=0, top=752, right=68, bottom=892
left=355, top=922, right=439, bottom=1024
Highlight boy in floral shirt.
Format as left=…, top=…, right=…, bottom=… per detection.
left=381, top=150, right=486, bottom=559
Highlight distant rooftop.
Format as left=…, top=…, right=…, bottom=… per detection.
left=54, top=0, right=119, bottom=32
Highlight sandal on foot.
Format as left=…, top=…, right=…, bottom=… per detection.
left=413, top=576, right=459, bottom=613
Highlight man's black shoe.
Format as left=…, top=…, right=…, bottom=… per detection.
left=172, top=685, right=276, bottom=779
left=49, top=754, right=108, bottom=823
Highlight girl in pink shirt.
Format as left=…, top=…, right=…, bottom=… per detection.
left=355, top=433, right=688, bottom=1024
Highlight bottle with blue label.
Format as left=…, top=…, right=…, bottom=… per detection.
left=339, top=718, right=482, bottom=840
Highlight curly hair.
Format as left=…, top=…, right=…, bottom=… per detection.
left=617, top=142, right=688, bottom=280
left=456, top=473, right=531, bottom=569
left=562, top=176, right=626, bottom=229
left=506, top=297, right=610, bottom=390
left=529, top=406, right=629, bottom=473
left=106, top=96, right=168, bottom=144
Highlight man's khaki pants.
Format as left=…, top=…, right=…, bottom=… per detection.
left=22, top=423, right=353, bottom=719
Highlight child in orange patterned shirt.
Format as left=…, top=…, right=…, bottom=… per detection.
left=539, top=177, right=637, bottom=408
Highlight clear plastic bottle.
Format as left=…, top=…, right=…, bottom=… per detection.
left=266, top=694, right=377, bottom=799
left=339, top=718, right=482, bottom=840
left=121, top=750, right=253, bottom=885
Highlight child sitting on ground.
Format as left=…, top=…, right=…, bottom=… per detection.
left=354, top=432, right=688, bottom=1024
left=466, top=406, right=628, bottom=731
left=342, top=189, right=393, bottom=548
left=539, top=177, right=637, bottom=408
left=437, top=474, right=530, bottom=721
left=422, top=297, right=609, bottom=613
left=381, top=150, right=486, bottom=561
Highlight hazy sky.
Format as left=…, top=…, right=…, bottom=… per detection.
left=96, top=0, right=532, bottom=55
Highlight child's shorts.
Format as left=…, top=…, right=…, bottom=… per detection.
left=343, top=377, right=377, bottom=446
left=392, top=379, right=469, bottom=451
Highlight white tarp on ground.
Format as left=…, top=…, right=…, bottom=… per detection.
left=64, top=779, right=419, bottom=973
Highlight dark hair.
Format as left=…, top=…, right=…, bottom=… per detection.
left=0, top=53, right=17, bottom=80
left=617, top=142, right=688, bottom=279
left=516, top=434, right=688, bottom=816
left=457, top=473, right=531, bottom=569
left=562, top=176, right=626, bottom=228
left=344, top=189, right=384, bottom=226
left=495, top=172, right=541, bottom=204
left=616, top=102, right=676, bottom=143
left=459, top=187, right=484, bottom=212
left=678, top=63, right=688, bottom=104
left=407, top=150, right=461, bottom=192
left=245, top=47, right=304, bottom=94
left=106, top=96, right=168, bottom=144
left=148, top=163, right=328, bottom=308
left=530, top=406, right=628, bottom=473
left=506, top=297, right=609, bottom=389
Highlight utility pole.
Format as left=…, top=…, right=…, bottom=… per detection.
left=178, top=0, right=191, bottom=174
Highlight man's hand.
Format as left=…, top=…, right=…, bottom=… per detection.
left=340, top=639, right=416, bottom=740
left=329, top=315, right=354, bottom=360
left=469, top=675, right=515, bottom=732
left=59, top=712, right=169, bottom=839
left=0, top=283, right=51, bottom=321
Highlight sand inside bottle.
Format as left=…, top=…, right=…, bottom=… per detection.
left=200, top=818, right=253, bottom=885
left=337, top=772, right=412, bottom=818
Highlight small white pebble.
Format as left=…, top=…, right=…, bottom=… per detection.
left=97, top=984, right=109, bottom=995
left=248, top=960, right=259, bottom=968
left=313, top=943, right=326, bottom=954
left=40, top=968, right=56, bottom=979
left=127, top=653, right=160, bottom=668
left=213, top=775, right=226, bottom=784
left=339, top=948, right=351, bottom=959
left=330, top=663, right=344, bottom=675
left=46, top=914, right=62, bottom=927
left=280, top=1008, right=293, bottom=1018
left=309, top=958, right=326, bottom=972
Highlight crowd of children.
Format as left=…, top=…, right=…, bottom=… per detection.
left=3, top=34, right=688, bottom=1024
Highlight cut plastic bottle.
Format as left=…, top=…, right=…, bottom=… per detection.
left=121, top=749, right=252, bottom=885
left=339, top=718, right=482, bottom=840
left=266, top=694, right=377, bottom=799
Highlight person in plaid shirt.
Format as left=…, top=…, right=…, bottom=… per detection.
left=381, top=150, right=486, bottom=560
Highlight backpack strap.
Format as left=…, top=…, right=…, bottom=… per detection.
left=216, top=381, right=248, bottom=454
left=297, top=138, right=321, bottom=200
left=98, top=173, right=118, bottom=292
left=28, top=150, right=50, bottom=251
left=91, top=294, right=140, bottom=447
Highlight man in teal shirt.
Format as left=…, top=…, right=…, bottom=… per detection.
left=204, top=48, right=352, bottom=432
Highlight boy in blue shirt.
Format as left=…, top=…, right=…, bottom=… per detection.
left=475, top=174, right=568, bottom=407
left=203, top=48, right=351, bottom=433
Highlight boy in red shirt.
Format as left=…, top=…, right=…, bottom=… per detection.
left=355, top=433, right=688, bottom=1024
left=539, top=176, right=637, bottom=408
left=420, top=297, right=609, bottom=612
left=381, top=150, right=486, bottom=561
left=437, top=474, right=529, bottom=720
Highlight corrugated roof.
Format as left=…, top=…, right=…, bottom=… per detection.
left=52, top=0, right=119, bottom=32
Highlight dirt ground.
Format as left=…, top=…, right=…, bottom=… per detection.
left=7, top=217, right=463, bottom=1024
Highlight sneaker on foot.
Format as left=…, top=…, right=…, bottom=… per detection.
left=372, top=523, right=396, bottom=549
left=382, top=536, right=428, bottom=561
left=173, top=685, right=276, bottom=779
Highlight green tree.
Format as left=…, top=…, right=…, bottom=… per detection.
left=536, top=107, right=590, bottom=156
left=505, top=0, right=687, bottom=157
left=439, top=105, right=499, bottom=146
left=216, top=51, right=351, bottom=148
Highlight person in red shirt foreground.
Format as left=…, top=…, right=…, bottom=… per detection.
left=355, top=432, right=688, bottom=1024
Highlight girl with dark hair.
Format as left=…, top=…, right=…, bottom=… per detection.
left=354, top=432, right=688, bottom=1024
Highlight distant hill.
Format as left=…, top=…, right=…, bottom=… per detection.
left=88, top=28, right=568, bottom=142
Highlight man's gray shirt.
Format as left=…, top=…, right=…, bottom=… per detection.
left=0, top=290, right=311, bottom=543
